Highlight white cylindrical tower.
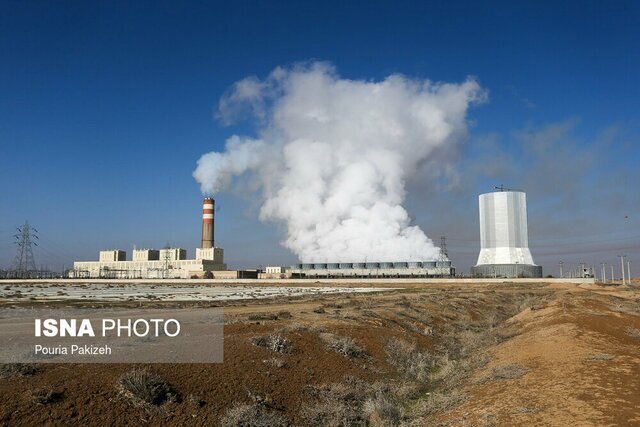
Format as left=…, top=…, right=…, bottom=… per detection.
left=472, top=190, right=542, bottom=278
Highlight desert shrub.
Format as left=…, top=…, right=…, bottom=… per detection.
left=385, top=338, right=433, bottom=383
left=494, top=326, right=521, bottom=342
left=188, top=394, right=205, bottom=407
left=221, top=403, right=289, bottom=427
left=625, top=327, right=640, bottom=339
left=440, top=329, right=493, bottom=359
left=250, top=334, right=292, bottom=353
left=478, top=364, right=528, bottom=383
left=0, top=363, right=40, bottom=379
left=301, top=400, right=363, bottom=427
left=247, top=313, right=278, bottom=321
left=263, top=357, right=286, bottom=368
left=415, top=390, right=467, bottom=416
left=117, top=369, right=175, bottom=406
left=362, top=388, right=403, bottom=426
left=277, top=311, right=293, bottom=319
left=30, top=387, right=62, bottom=405
left=319, top=333, right=367, bottom=359
left=587, top=353, right=615, bottom=361
left=301, top=377, right=371, bottom=427
left=313, top=307, right=326, bottom=314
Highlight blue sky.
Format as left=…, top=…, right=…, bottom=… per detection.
left=1, top=1, right=638, bottom=275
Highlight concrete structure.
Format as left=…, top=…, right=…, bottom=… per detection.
left=99, top=250, right=126, bottom=262
left=159, top=248, right=187, bottom=261
left=471, top=190, right=542, bottom=278
left=259, top=266, right=292, bottom=279
left=201, top=197, right=214, bottom=248
left=72, top=198, right=227, bottom=279
left=132, top=249, right=159, bottom=261
left=291, top=261, right=455, bottom=278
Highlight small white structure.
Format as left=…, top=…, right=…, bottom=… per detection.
left=259, top=266, right=292, bottom=279
left=195, top=247, right=225, bottom=262
left=132, top=249, right=160, bottom=261
left=159, top=248, right=187, bottom=261
left=99, top=250, right=126, bottom=262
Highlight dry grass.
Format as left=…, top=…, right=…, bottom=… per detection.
left=117, top=369, right=176, bottom=406
left=250, top=334, right=293, bottom=353
left=301, top=378, right=403, bottom=427
left=362, top=387, right=403, bottom=426
left=30, top=387, right=62, bottom=405
left=0, top=363, right=40, bottom=379
left=587, top=353, right=615, bottom=361
left=221, top=403, right=290, bottom=427
left=385, top=338, right=433, bottom=383
left=478, top=364, right=528, bottom=383
left=319, top=333, right=368, bottom=359
left=247, top=313, right=278, bottom=321
left=625, top=327, right=640, bottom=339
left=413, top=390, right=467, bottom=417
left=263, top=357, right=287, bottom=368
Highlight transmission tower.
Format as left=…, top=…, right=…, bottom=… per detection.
left=438, top=236, right=449, bottom=262
left=13, top=221, right=38, bottom=278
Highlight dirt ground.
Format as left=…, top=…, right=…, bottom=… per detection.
left=1, top=281, right=639, bottom=426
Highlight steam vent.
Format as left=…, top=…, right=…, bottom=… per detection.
left=471, top=189, right=542, bottom=278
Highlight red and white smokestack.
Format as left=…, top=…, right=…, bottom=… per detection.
left=201, top=197, right=215, bottom=249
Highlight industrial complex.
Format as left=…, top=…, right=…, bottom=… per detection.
left=66, top=187, right=545, bottom=280
left=71, top=198, right=230, bottom=279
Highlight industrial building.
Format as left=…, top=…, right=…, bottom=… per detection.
left=72, top=198, right=227, bottom=279
left=290, top=260, right=455, bottom=278
left=471, top=188, right=542, bottom=278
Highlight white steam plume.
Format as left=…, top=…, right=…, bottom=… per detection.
left=194, top=62, right=485, bottom=262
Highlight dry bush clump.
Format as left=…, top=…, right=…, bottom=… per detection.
left=301, top=378, right=369, bottom=426
left=625, top=327, right=640, bottom=339
left=0, top=363, right=40, bottom=379
left=250, top=334, right=293, bottom=353
left=478, top=364, right=528, bottom=383
left=247, top=313, right=278, bottom=321
left=30, top=387, right=63, bottom=405
left=362, top=387, right=403, bottom=426
left=187, top=394, right=205, bottom=407
left=221, top=402, right=289, bottom=427
left=117, top=369, right=176, bottom=406
left=440, top=328, right=493, bottom=360
left=385, top=338, right=433, bottom=383
left=263, top=357, right=287, bottom=368
left=494, top=325, right=521, bottom=342
left=319, top=333, right=367, bottom=359
left=413, top=390, right=467, bottom=417
left=301, top=378, right=403, bottom=427
left=360, top=298, right=377, bottom=309
left=517, top=406, right=543, bottom=414
left=587, top=353, right=615, bottom=361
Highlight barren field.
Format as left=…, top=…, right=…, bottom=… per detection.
left=1, top=281, right=639, bottom=426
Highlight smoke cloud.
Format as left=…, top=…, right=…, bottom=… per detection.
left=193, top=62, right=485, bottom=262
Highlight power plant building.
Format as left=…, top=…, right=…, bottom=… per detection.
left=290, top=260, right=455, bottom=278
left=72, top=198, right=227, bottom=279
left=471, top=189, right=542, bottom=278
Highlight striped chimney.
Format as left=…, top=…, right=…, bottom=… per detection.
left=201, top=197, right=215, bottom=248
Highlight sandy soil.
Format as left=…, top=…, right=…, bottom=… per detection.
left=0, top=281, right=638, bottom=426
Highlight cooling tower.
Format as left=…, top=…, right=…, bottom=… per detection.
left=201, top=197, right=215, bottom=249
left=471, top=190, right=542, bottom=278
